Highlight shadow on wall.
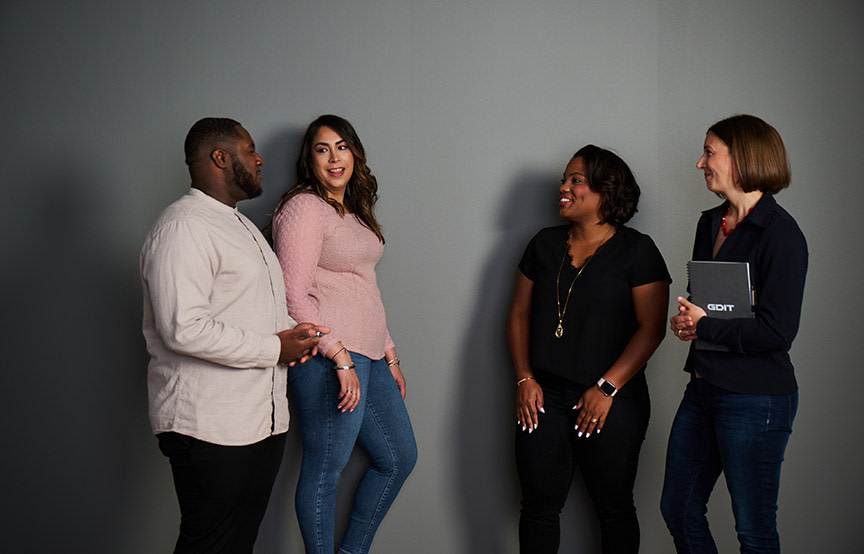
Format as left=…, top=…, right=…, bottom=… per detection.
left=243, top=125, right=307, bottom=232
left=0, top=163, right=158, bottom=553
left=452, top=167, right=603, bottom=552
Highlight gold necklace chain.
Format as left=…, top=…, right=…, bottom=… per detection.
left=554, top=228, right=614, bottom=339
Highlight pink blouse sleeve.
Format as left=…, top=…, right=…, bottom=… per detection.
left=273, top=194, right=340, bottom=356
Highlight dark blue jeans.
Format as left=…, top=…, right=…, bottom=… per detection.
left=515, top=372, right=650, bottom=554
left=660, top=377, right=798, bottom=554
left=289, top=353, right=417, bottom=554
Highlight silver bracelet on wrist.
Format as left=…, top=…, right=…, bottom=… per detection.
left=333, top=363, right=355, bottom=371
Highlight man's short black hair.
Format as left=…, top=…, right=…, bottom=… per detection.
left=184, top=117, right=243, bottom=165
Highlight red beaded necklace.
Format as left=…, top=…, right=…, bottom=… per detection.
left=721, top=206, right=754, bottom=236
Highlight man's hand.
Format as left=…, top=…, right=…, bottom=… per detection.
left=277, top=323, right=330, bottom=365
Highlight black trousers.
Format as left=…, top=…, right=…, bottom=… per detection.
left=157, top=432, right=287, bottom=554
left=515, top=372, right=650, bottom=554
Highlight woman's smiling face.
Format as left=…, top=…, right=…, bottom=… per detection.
left=697, top=132, right=738, bottom=195
left=311, top=125, right=354, bottom=202
left=558, top=156, right=602, bottom=222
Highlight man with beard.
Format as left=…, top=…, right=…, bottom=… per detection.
left=140, top=117, right=328, bottom=553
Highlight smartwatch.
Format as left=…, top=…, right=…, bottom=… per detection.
left=597, top=378, right=618, bottom=397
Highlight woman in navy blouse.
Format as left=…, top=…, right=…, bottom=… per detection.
left=662, top=115, right=808, bottom=554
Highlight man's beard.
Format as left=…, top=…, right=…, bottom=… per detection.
left=232, top=160, right=262, bottom=199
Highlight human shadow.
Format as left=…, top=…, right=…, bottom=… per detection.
left=0, top=162, right=159, bottom=553
left=453, top=167, right=602, bottom=551
left=247, top=125, right=307, bottom=553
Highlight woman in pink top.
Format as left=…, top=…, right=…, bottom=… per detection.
left=272, top=114, right=417, bottom=554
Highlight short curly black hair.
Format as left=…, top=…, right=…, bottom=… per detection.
left=183, top=117, right=243, bottom=165
left=572, top=145, right=640, bottom=226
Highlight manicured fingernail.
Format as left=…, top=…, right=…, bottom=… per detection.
left=596, top=429, right=601, bottom=434
left=578, top=431, right=583, bottom=437
left=533, top=423, right=538, bottom=430
left=528, top=427, right=533, bottom=434
left=585, top=433, right=591, bottom=438
left=539, top=407, right=545, bottom=413
left=522, top=425, right=526, bottom=431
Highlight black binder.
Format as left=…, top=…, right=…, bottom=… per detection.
left=687, top=261, right=754, bottom=351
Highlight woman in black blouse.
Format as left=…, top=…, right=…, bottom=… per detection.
left=661, top=115, right=807, bottom=554
left=508, top=145, right=670, bottom=554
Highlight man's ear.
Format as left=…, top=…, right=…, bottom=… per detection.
left=210, top=147, right=231, bottom=169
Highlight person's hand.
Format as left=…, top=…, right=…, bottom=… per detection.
left=389, top=362, right=406, bottom=399
left=277, top=323, right=330, bottom=365
left=572, top=385, right=613, bottom=438
left=670, top=296, right=704, bottom=341
left=326, top=343, right=361, bottom=412
left=516, top=378, right=544, bottom=433
left=335, top=366, right=361, bottom=412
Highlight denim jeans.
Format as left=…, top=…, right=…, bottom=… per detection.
left=289, top=352, right=417, bottom=554
left=660, top=377, right=798, bottom=554
left=515, top=372, right=650, bottom=554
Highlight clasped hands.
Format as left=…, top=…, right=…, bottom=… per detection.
left=670, top=296, right=706, bottom=341
left=277, top=322, right=330, bottom=365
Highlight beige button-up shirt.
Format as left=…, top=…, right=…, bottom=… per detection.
left=141, top=188, right=295, bottom=445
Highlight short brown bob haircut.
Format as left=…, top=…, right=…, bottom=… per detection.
left=707, top=114, right=791, bottom=194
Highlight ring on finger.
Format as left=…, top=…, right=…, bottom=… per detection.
left=591, top=418, right=598, bottom=423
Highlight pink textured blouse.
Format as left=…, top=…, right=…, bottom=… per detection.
left=273, top=192, right=394, bottom=359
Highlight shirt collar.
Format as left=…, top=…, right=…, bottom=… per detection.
left=703, top=192, right=777, bottom=229
left=188, top=187, right=239, bottom=214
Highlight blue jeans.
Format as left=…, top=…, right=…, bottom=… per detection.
left=660, top=377, right=797, bottom=554
left=289, top=352, right=417, bottom=554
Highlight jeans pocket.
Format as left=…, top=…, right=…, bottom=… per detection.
left=767, top=393, right=797, bottom=432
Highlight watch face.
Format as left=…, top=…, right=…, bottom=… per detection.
left=600, top=381, right=616, bottom=396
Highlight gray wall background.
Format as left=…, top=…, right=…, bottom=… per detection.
left=2, top=1, right=862, bottom=552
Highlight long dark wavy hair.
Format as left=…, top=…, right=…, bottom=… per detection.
left=274, top=114, right=384, bottom=243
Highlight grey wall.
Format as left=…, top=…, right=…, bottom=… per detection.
left=2, top=1, right=862, bottom=552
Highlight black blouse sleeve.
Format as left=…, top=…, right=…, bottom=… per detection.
left=518, top=232, right=541, bottom=282
left=629, top=234, right=672, bottom=287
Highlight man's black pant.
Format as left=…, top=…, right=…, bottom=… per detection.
left=157, top=432, right=286, bottom=554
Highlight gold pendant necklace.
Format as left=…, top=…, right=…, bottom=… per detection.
left=555, top=228, right=614, bottom=339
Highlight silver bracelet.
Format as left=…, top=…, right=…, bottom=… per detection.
left=333, top=363, right=355, bottom=371
left=516, top=376, right=535, bottom=387
left=386, top=357, right=400, bottom=367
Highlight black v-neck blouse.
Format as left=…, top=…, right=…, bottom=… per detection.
left=518, top=225, right=670, bottom=391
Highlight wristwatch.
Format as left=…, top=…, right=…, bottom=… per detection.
left=597, top=378, right=618, bottom=397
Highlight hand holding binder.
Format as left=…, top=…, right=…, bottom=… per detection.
left=687, top=261, right=754, bottom=351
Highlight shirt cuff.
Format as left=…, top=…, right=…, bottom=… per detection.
left=259, top=334, right=282, bottom=367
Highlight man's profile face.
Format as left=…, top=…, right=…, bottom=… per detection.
left=229, top=127, right=264, bottom=199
